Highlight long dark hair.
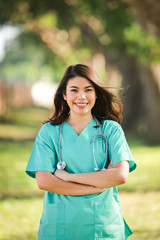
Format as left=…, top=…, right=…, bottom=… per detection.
left=47, top=64, right=123, bottom=125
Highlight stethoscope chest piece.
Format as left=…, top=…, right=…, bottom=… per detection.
left=57, top=161, right=66, bottom=170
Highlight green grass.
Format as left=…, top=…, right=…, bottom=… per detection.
left=119, top=192, right=160, bottom=240
left=119, top=144, right=160, bottom=192
left=0, top=198, right=42, bottom=240
left=0, top=141, right=41, bottom=199
left=0, top=106, right=160, bottom=240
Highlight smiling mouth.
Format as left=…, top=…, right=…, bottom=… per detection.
left=74, top=103, right=88, bottom=107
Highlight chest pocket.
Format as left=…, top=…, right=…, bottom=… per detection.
left=38, top=203, right=65, bottom=238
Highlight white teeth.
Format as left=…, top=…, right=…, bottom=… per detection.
left=76, top=103, right=87, bottom=106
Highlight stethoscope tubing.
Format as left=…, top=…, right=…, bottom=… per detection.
left=57, top=118, right=108, bottom=171
left=92, top=133, right=108, bottom=171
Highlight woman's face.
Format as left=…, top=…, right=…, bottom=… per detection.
left=63, top=76, right=96, bottom=117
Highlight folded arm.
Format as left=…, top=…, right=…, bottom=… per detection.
left=54, top=161, right=129, bottom=188
left=36, top=171, right=105, bottom=196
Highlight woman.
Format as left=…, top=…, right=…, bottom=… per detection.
left=26, top=64, right=136, bottom=240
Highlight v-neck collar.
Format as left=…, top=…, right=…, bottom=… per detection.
left=64, top=118, right=95, bottom=137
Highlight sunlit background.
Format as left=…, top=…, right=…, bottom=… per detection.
left=0, top=1, right=160, bottom=239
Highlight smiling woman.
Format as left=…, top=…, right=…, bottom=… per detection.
left=48, top=64, right=123, bottom=126
left=25, top=64, right=137, bottom=240
left=63, top=76, right=96, bottom=123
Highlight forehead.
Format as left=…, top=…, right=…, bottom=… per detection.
left=67, top=76, right=93, bottom=87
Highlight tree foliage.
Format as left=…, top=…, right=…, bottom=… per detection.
left=1, top=0, right=159, bottom=64
left=0, top=0, right=160, bottom=142
left=0, top=31, right=67, bottom=83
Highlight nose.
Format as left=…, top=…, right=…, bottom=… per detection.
left=77, top=91, right=86, bottom=99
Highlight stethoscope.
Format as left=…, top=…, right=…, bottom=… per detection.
left=57, top=118, right=108, bottom=171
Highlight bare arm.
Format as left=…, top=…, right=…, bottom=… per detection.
left=54, top=161, right=129, bottom=188
left=36, top=171, right=105, bottom=196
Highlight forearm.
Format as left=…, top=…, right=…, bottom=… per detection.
left=36, top=171, right=104, bottom=196
left=68, top=162, right=129, bottom=188
left=69, top=170, right=122, bottom=188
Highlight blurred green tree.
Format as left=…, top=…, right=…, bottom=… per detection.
left=0, top=31, right=66, bottom=83
left=0, top=0, right=159, bottom=143
left=123, top=0, right=160, bottom=35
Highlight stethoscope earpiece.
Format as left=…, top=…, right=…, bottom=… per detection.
left=94, top=167, right=99, bottom=171
left=94, top=167, right=106, bottom=171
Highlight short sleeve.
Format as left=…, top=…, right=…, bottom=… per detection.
left=108, top=124, right=136, bottom=173
left=25, top=124, right=57, bottom=178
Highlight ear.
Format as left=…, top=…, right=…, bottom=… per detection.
left=63, top=93, right=67, bottom=101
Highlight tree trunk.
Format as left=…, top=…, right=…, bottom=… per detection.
left=139, top=65, right=160, bottom=143
left=118, top=55, right=160, bottom=143
left=116, top=56, right=145, bottom=129
left=122, top=0, right=160, bottom=35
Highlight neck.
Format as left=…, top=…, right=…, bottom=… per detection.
left=66, top=113, right=93, bottom=126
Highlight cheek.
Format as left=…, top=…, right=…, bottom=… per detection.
left=67, top=94, right=76, bottom=101
left=89, top=92, right=96, bottom=101
left=65, top=93, right=76, bottom=104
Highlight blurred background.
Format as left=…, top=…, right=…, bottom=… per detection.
left=0, top=0, right=160, bottom=239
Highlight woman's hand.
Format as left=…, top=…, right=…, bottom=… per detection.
left=54, top=169, right=106, bottom=194
left=54, top=161, right=113, bottom=184
left=54, top=169, right=72, bottom=181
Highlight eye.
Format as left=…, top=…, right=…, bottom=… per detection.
left=86, top=88, right=93, bottom=92
left=71, top=89, right=78, bottom=92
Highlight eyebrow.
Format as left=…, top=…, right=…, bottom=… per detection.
left=70, top=85, right=94, bottom=89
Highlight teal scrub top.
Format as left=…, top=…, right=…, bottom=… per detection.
left=26, top=119, right=136, bottom=240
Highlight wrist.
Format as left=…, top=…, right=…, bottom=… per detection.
left=68, top=173, right=75, bottom=182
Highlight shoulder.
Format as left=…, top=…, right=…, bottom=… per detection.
left=101, top=120, right=124, bottom=138
left=102, top=119, right=122, bottom=131
left=37, top=122, right=60, bottom=140
left=39, top=122, right=60, bottom=133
